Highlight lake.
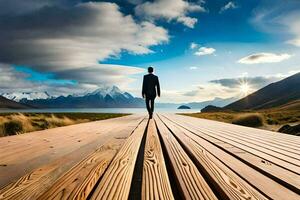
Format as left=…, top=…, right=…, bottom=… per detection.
left=0, top=107, right=200, bottom=114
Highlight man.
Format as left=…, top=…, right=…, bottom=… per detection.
left=142, top=66, right=160, bottom=119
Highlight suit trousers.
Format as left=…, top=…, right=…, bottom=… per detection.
left=145, top=96, right=155, bottom=115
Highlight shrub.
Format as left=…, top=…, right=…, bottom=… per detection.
left=4, top=120, right=23, bottom=136
left=232, top=114, right=263, bottom=127
left=266, top=118, right=278, bottom=125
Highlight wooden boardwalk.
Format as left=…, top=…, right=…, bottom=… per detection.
left=0, top=113, right=299, bottom=200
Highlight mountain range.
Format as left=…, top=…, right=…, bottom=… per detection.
left=1, top=86, right=235, bottom=109
left=15, top=86, right=144, bottom=108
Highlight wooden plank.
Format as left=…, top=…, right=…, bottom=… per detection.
left=90, top=119, right=148, bottom=200
left=0, top=115, right=142, bottom=187
left=162, top=115, right=300, bottom=193
left=0, top=115, right=136, bottom=154
left=160, top=114, right=300, bottom=200
left=0, top=116, right=144, bottom=200
left=142, top=119, right=174, bottom=200
left=0, top=115, right=139, bottom=162
left=176, top=114, right=300, bottom=148
left=166, top=114, right=300, bottom=174
left=187, top=121, right=300, bottom=160
left=155, top=116, right=217, bottom=200
left=158, top=115, right=267, bottom=200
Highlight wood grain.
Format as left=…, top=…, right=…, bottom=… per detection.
left=161, top=114, right=300, bottom=200
left=0, top=116, right=143, bottom=200
left=90, top=119, right=148, bottom=200
left=142, top=119, right=174, bottom=200
left=173, top=114, right=300, bottom=148
left=155, top=116, right=217, bottom=200
left=159, top=115, right=268, bottom=200
left=164, top=115, right=300, bottom=192
left=167, top=114, right=300, bottom=174
left=0, top=115, right=142, bottom=187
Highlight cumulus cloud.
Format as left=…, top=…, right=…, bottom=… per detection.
left=220, top=1, right=237, bottom=13
left=238, top=53, right=292, bottom=64
left=0, top=2, right=168, bottom=72
left=0, top=63, right=145, bottom=96
left=135, top=0, right=206, bottom=28
left=209, top=76, right=280, bottom=89
left=182, top=83, right=237, bottom=101
left=194, top=47, right=216, bottom=56
left=55, top=64, right=145, bottom=86
left=177, top=16, right=198, bottom=28
left=0, top=64, right=78, bottom=96
left=0, top=2, right=168, bottom=93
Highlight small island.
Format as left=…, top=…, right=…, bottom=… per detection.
left=177, top=105, right=191, bottom=109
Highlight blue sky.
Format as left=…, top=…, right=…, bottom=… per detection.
left=0, top=0, right=299, bottom=103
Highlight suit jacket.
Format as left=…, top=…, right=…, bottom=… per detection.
left=142, top=74, right=160, bottom=98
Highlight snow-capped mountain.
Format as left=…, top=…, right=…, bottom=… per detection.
left=1, top=91, right=51, bottom=102
left=88, top=86, right=129, bottom=98
left=20, top=86, right=144, bottom=108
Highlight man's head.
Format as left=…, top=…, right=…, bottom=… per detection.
left=148, top=66, right=154, bottom=73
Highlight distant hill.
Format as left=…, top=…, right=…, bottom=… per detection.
left=185, top=97, right=237, bottom=109
left=0, top=96, right=30, bottom=109
left=178, top=105, right=191, bottom=109
left=201, top=105, right=224, bottom=112
left=224, top=73, right=300, bottom=110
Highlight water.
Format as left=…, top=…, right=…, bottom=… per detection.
left=0, top=107, right=200, bottom=114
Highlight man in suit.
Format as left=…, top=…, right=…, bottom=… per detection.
left=142, top=66, right=160, bottom=119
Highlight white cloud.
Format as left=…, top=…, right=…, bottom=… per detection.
left=190, top=42, right=198, bottom=49
left=287, top=39, right=300, bottom=47
left=177, top=16, right=198, bottom=28
left=0, top=2, right=168, bottom=75
left=251, top=2, right=300, bottom=47
left=238, top=53, right=292, bottom=64
left=194, top=47, right=216, bottom=56
left=0, top=2, right=168, bottom=93
left=281, top=12, right=300, bottom=47
left=0, top=63, right=145, bottom=96
left=220, top=1, right=237, bottom=13
left=180, top=82, right=238, bottom=102
left=135, top=0, right=206, bottom=28
left=189, top=66, right=198, bottom=70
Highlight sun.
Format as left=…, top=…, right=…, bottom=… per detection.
left=239, top=82, right=250, bottom=95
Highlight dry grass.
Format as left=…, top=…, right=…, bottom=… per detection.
left=0, top=113, right=128, bottom=137
left=232, top=113, right=263, bottom=127
left=182, top=108, right=300, bottom=132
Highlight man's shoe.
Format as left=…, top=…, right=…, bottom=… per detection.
left=149, top=114, right=153, bottom=119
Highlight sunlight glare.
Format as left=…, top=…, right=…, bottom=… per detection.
left=240, top=83, right=250, bottom=95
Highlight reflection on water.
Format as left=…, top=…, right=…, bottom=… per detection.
left=0, top=107, right=200, bottom=114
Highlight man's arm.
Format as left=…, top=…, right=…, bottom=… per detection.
left=142, top=76, right=146, bottom=98
left=156, top=76, right=160, bottom=97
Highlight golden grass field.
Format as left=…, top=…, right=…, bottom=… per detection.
left=182, top=100, right=300, bottom=132
left=0, top=113, right=129, bottom=137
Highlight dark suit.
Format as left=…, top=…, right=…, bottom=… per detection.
left=142, top=73, right=160, bottom=117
